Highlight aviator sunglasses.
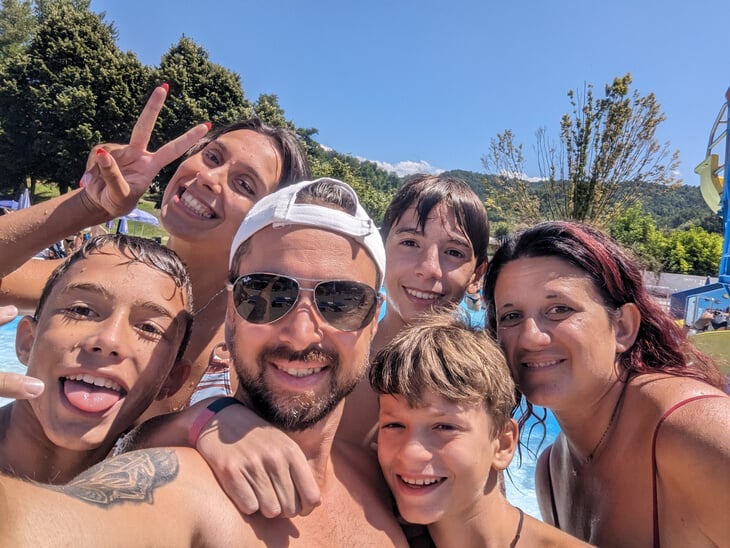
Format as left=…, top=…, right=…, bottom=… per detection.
left=228, top=273, right=382, bottom=331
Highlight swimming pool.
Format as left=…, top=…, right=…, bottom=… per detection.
left=0, top=311, right=559, bottom=519
left=0, top=317, right=25, bottom=407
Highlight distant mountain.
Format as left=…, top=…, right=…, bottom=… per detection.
left=436, top=169, right=721, bottom=233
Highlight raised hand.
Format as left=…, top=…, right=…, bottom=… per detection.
left=81, top=84, right=210, bottom=218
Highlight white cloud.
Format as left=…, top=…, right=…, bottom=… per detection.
left=498, top=169, right=546, bottom=183
left=356, top=157, right=444, bottom=177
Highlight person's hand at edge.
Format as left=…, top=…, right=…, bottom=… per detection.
left=0, top=306, right=43, bottom=400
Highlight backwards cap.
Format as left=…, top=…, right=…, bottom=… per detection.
left=229, top=178, right=386, bottom=284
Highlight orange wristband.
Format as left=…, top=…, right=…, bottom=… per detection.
left=187, top=397, right=242, bottom=447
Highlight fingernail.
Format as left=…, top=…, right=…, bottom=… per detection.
left=204, top=121, right=212, bottom=131
left=0, top=305, right=18, bottom=321
left=23, top=378, right=44, bottom=397
left=161, top=82, right=169, bottom=93
left=96, top=148, right=111, bottom=167
left=79, top=172, right=92, bottom=188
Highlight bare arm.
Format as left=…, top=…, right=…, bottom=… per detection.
left=0, top=85, right=209, bottom=284
left=0, top=189, right=108, bottom=278
left=657, top=394, right=730, bottom=545
left=128, top=397, right=322, bottom=518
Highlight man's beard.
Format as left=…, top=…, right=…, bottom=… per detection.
left=231, top=342, right=365, bottom=432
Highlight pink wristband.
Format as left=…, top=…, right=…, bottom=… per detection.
left=187, top=397, right=242, bottom=447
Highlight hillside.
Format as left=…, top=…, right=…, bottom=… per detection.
left=436, top=169, right=720, bottom=232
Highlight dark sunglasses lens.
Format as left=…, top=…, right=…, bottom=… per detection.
left=315, top=281, right=377, bottom=331
left=233, top=274, right=299, bottom=324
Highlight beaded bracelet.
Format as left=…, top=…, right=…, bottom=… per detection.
left=187, top=396, right=242, bottom=447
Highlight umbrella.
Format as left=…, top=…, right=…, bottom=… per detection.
left=117, top=218, right=129, bottom=234
left=17, top=188, right=31, bottom=210
left=122, top=208, right=160, bottom=227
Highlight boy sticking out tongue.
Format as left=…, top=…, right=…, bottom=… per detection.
left=0, top=234, right=193, bottom=483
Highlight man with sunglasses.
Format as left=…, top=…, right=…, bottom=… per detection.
left=0, top=179, right=409, bottom=547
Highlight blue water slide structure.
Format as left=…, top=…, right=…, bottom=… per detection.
left=671, top=86, right=730, bottom=365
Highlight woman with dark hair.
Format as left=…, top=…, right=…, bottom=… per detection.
left=0, top=84, right=310, bottom=418
left=483, top=220, right=729, bottom=547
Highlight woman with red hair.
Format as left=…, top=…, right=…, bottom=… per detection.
left=483, top=221, right=728, bottom=547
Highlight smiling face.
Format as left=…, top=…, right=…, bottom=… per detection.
left=493, top=256, right=626, bottom=411
left=377, top=391, right=507, bottom=525
left=15, top=248, right=189, bottom=451
left=160, top=129, right=283, bottom=253
left=383, top=203, right=481, bottom=328
left=227, top=225, right=380, bottom=432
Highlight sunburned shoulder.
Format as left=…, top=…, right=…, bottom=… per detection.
left=630, top=373, right=727, bottom=413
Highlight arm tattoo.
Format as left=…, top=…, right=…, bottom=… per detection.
left=46, top=449, right=179, bottom=508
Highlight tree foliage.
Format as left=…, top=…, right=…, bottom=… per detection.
left=151, top=36, right=252, bottom=189
left=609, top=206, right=722, bottom=276
left=0, top=0, right=150, bottom=194
left=483, top=74, right=679, bottom=228
left=0, top=0, right=35, bottom=63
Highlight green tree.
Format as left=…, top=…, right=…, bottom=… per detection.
left=0, top=0, right=35, bottom=63
left=155, top=36, right=251, bottom=139
left=483, top=74, right=679, bottom=228
left=253, top=93, right=293, bottom=130
left=609, top=206, right=665, bottom=271
left=0, top=1, right=151, bottom=194
left=309, top=155, right=393, bottom=224
left=481, top=129, right=542, bottom=224
left=152, top=36, right=251, bottom=190
left=661, top=227, right=722, bottom=276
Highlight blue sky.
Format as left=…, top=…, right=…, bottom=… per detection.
left=91, top=0, right=728, bottom=183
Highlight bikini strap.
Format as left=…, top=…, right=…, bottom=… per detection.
left=651, top=394, right=724, bottom=548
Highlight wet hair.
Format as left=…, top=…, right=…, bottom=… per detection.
left=230, top=178, right=382, bottom=288
left=380, top=174, right=490, bottom=268
left=370, top=308, right=516, bottom=436
left=34, top=234, right=194, bottom=362
left=483, top=221, right=724, bottom=391
left=187, top=119, right=311, bottom=188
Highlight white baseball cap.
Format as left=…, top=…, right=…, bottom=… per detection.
left=229, top=178, right=386, bottom=284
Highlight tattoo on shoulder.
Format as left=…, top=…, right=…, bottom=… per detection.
left=46, top=449, right=179, bottom=508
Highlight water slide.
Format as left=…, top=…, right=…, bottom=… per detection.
left=687, top=87, right=730, bottom=375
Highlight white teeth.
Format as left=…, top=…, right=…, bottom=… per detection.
left=278, top=366, right=325, bottom=377
left=65, top=374, right=123, bottom=393
left=180, top=191, right=214, bottom=218
left=405, top=288, right=441, bottom=301
left=524, top=359, right=560, bottom=368
left=401, top=476, right=441, bottom=486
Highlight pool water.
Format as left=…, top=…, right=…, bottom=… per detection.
left=0, top=317, right=25, bottom=407
left=0, top=309, right=560, bottom=520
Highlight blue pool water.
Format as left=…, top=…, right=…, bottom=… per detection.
left=0, top=310, right=560, bottom=519
left=0, top=316, right=24, bottom=407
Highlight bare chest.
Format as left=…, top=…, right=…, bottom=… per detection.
left=237, top=485, right=407, bottom=547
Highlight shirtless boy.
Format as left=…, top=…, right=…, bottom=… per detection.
left=372, top=310, right=590, bottom=547
left=0, top=234, right=193, bottom=483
